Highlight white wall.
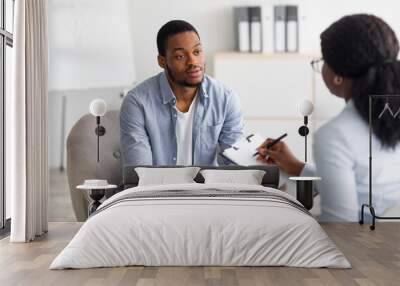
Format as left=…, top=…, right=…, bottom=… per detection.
left=48, top=0, right=136, bottom=90
left=299, top=0, right=400, bottom=53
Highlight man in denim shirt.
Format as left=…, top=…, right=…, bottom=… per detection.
left=120, top=20, right=244, bottom=167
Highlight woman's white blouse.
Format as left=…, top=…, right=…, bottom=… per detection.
left=301, top=100, right=400, bottom=221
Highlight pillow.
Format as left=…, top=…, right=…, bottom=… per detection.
left=135, top=167, right=201, bottom=186
left=200, top=169, right=266, bottom=185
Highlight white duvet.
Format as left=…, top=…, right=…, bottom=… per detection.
left=50, top=183, right=350, bottom=269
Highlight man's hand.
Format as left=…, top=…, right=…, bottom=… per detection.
left=256, top=138, right=305, bottom=176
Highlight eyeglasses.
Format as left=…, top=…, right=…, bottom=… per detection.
left=311, top=58, right=324, bottom=73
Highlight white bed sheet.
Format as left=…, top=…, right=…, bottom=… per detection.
left=50, top=183, right=350, bottom=269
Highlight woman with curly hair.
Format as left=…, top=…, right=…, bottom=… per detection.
left=257, top=14, right=400, bottom=221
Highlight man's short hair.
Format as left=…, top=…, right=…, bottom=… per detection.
left=157, top=20, right=200, bottom=57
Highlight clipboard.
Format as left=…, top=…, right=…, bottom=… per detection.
left=221, top=133, right=267, bottom=166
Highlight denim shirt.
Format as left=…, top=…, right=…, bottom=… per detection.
left=120, top=71, right=244, bottom=167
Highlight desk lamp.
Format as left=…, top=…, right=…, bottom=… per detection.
left=298, top=100, right=314, bottom=162
left=89, top=99, right=107, bottom=162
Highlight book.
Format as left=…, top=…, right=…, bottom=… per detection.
left=274, top=5, right=286, bottom=53
left=249, top=6, right=262, bottom=53
left=261, top=5, right=274, bottom=53
left=234, top=6, right=250, bottom=52
left=286, top=5, right=299, bottom=52
left=221, top=134, right=267, bottom=166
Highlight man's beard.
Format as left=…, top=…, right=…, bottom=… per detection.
left=166, top=64, right=205, bottom=88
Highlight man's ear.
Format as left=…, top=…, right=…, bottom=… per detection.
left=333, top=75, right=343, bottom=86
left=157, top=55, right=166, bottom=69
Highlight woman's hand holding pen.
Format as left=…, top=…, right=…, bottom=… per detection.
left=256, top=138, right=305, bottom=176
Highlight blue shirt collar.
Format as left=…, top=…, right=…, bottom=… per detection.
left=159, top=71, right=208, bottom=105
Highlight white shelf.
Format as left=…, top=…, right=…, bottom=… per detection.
left=214, top=51, right=320, bottom=60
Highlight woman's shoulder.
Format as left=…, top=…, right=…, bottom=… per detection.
left=315, top=100, right=368, bottom=145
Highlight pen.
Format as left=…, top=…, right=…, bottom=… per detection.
left=253, top=133, right=288, bottom=157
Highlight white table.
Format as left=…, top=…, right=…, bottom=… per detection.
left=77, top=184, right=117, bottom=215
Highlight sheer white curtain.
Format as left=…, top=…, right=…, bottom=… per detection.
left=8, top=0, right=49, bottom=242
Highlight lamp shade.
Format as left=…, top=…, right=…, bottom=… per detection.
left=89, top=99, right=107, bottom=117
left=299, top=99, right=314, bottom=116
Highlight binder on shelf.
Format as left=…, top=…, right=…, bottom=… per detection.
left=286, top=5, right=299, bottom=52
left=249, top=6, right=262, bottom=53
left=261, top=5, right=274, bottom=54
left=234, top=7, right=250, bottom=52
left=274, top=6, right=286, bottom=53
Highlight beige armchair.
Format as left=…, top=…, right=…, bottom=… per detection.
left=66, top=110, right=122, bottom=221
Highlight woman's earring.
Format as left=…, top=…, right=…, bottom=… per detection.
left=333, top=76, right=343, bottom=86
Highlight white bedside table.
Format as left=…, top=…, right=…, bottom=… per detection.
left=77, top=180, right=117, bottom=216
left=289, top=177, right=321, bottom=210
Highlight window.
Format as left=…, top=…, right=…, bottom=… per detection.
left=0, top=0, right=14, bottom=233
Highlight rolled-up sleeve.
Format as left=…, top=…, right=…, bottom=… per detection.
left=218, top=89, right=244, bottom=152
left=120, top=91, right=153, bottom=167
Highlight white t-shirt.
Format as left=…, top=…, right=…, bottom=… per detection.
left=176, top=95, right=197, bottom=165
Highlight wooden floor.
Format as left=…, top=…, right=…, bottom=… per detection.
left=49, top=169, right=75, bottom=222
left=0, top=222, right=399, bottom=286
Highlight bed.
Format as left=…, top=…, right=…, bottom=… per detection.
left=50, top=165, right=350, bottom=269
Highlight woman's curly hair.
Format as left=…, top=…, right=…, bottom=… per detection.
left=321, top=14, right=400, bottom=149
